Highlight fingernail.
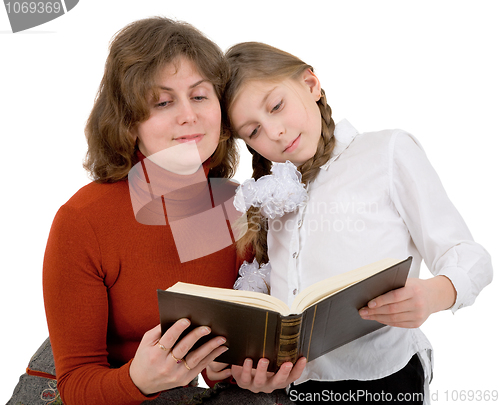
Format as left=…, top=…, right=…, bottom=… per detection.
left=359, top=309, right=368, bottom=316
left=368, top=301, right=377, bottom=308
left=217, top=337, right=226, bottom=344
left=180, top=318, right=190, bottom=326
left=203, top=326, right=211, bottom=334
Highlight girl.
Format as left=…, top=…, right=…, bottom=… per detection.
left=222, top=42, right=493, bottom=404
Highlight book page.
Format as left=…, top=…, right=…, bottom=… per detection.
left=290, top=258, right=402, bottom=314
left=167, top=283, right=291, bottom=315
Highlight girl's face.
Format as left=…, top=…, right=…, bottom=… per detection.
left=229, top=70, right=322, bottom=165
left=133, top=57, right=221, bottom=170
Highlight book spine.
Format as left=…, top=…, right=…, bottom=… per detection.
left=277, top=315, right=303, bottom=367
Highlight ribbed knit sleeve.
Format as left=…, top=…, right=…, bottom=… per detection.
left=43, top=203, right=155, bottom=404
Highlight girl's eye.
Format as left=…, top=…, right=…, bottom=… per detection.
left=193, top=96, right=207, bottom=101
left=271, top=100, right=283, bottom=113
left=249, top=125, right=260, bottom=139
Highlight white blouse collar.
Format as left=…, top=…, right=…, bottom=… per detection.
left=320, top=119, right=358, bottom=170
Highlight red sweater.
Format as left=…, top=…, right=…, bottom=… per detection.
left=43, top=173, right=242, bottom=404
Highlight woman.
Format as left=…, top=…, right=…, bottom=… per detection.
left=42, top=17, right=241, bottom=404
left=9, top=17, right=303, bottom=405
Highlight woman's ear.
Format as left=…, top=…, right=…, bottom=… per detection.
left=302, top=69, right=322, bottom=102
left=130, top=126, right=139, bottom=143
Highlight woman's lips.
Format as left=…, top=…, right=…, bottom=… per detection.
left=284, top=134, right=301, bottom=153
left=175, top=134, right=204, bottom=143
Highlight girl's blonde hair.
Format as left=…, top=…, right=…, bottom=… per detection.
left=224, top=42, right=336, bottom=263
left=84, top=17, right=238, bottom=182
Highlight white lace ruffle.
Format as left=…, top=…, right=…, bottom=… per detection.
left=233, top=161, right=307, bottom=219
left=233, top=258, right=271, bottom=294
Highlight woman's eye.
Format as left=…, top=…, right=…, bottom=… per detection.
left=155, top=100, right=171, bottom=108
left=193, top=95, right=208, bottom=101
left=271, top=100, right=283, bottom=113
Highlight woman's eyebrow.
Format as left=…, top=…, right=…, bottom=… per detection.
left=159, top=79, right=209, bottom=91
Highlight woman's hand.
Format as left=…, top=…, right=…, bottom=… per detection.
left=231, top=357, right=307, bottom=393
left=359, top=276, right=457, bottom=328
left=205, top=361, right=232, bottom=382
left=129, top=319, right=228, bottom=395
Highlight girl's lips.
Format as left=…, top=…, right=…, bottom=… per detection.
left=175, top=134, right=204, bottom=143
left=284, top=134, right=301, bottom=153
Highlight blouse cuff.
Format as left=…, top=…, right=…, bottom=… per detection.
left=436, top=266, right=473, bottom=314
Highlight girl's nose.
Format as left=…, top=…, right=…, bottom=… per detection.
left=266, top=123, right=285, bottom=140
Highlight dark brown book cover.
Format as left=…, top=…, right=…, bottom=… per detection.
left=158, top=257, right=411, bottom=372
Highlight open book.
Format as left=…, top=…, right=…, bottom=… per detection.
left=158, top=257, right=411, bottom=372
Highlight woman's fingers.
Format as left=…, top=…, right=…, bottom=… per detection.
left=156, top=319, right=228, bottom=372
left=206, top=361, right=232, bottom=381
left=142, top=324, right=163, bottom=346
left=167, top=325, right=211, bottom=359
left=191, top=342, right=229, bottom=371
left=208, top=361, right=230, bottom=373
left=184, top=335, right=227, bottom=369
left=156, top=318, right=192, bottom=351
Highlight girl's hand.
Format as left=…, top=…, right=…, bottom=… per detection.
left=359, top=276, right=457, bottom=328
left=231, top=357, right=307, bottom=393
left=129, top=320, right=228, bottom=395
left=206, top=361, right=232, bottom=382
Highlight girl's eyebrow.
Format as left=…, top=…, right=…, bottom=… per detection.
left=235, top=86, right=278, bottom=133
left=159, top=79, right=209, bottom=91
left=260, top=86, right=278, bottom=108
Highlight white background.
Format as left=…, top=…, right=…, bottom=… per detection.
left=1, top=1, right=498, bottom=402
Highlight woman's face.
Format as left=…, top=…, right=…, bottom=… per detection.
left=133, top=57, right=221, bottom=173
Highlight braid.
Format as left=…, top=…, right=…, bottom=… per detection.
left=236, top=148, right=272, bottom=264
left=249, top=145, right=272, bottom=180
left=298, top=89, right=335, bottom=184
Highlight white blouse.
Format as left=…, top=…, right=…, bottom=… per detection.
left=267, top=119, right=492, bottom=389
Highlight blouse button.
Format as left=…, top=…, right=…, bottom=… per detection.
left=297, top=220, right=302, bottom=227
left=293, top=289, right=298, bottom=295
left=292, top=252, right=298, bottom=259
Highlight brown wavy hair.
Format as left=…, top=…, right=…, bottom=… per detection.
left=84, top=17, right=238, bottom=182
left=224, top=42, right=336, bottom=263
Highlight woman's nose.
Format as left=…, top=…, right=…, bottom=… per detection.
left=177, top=99, right=196, bottom=125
